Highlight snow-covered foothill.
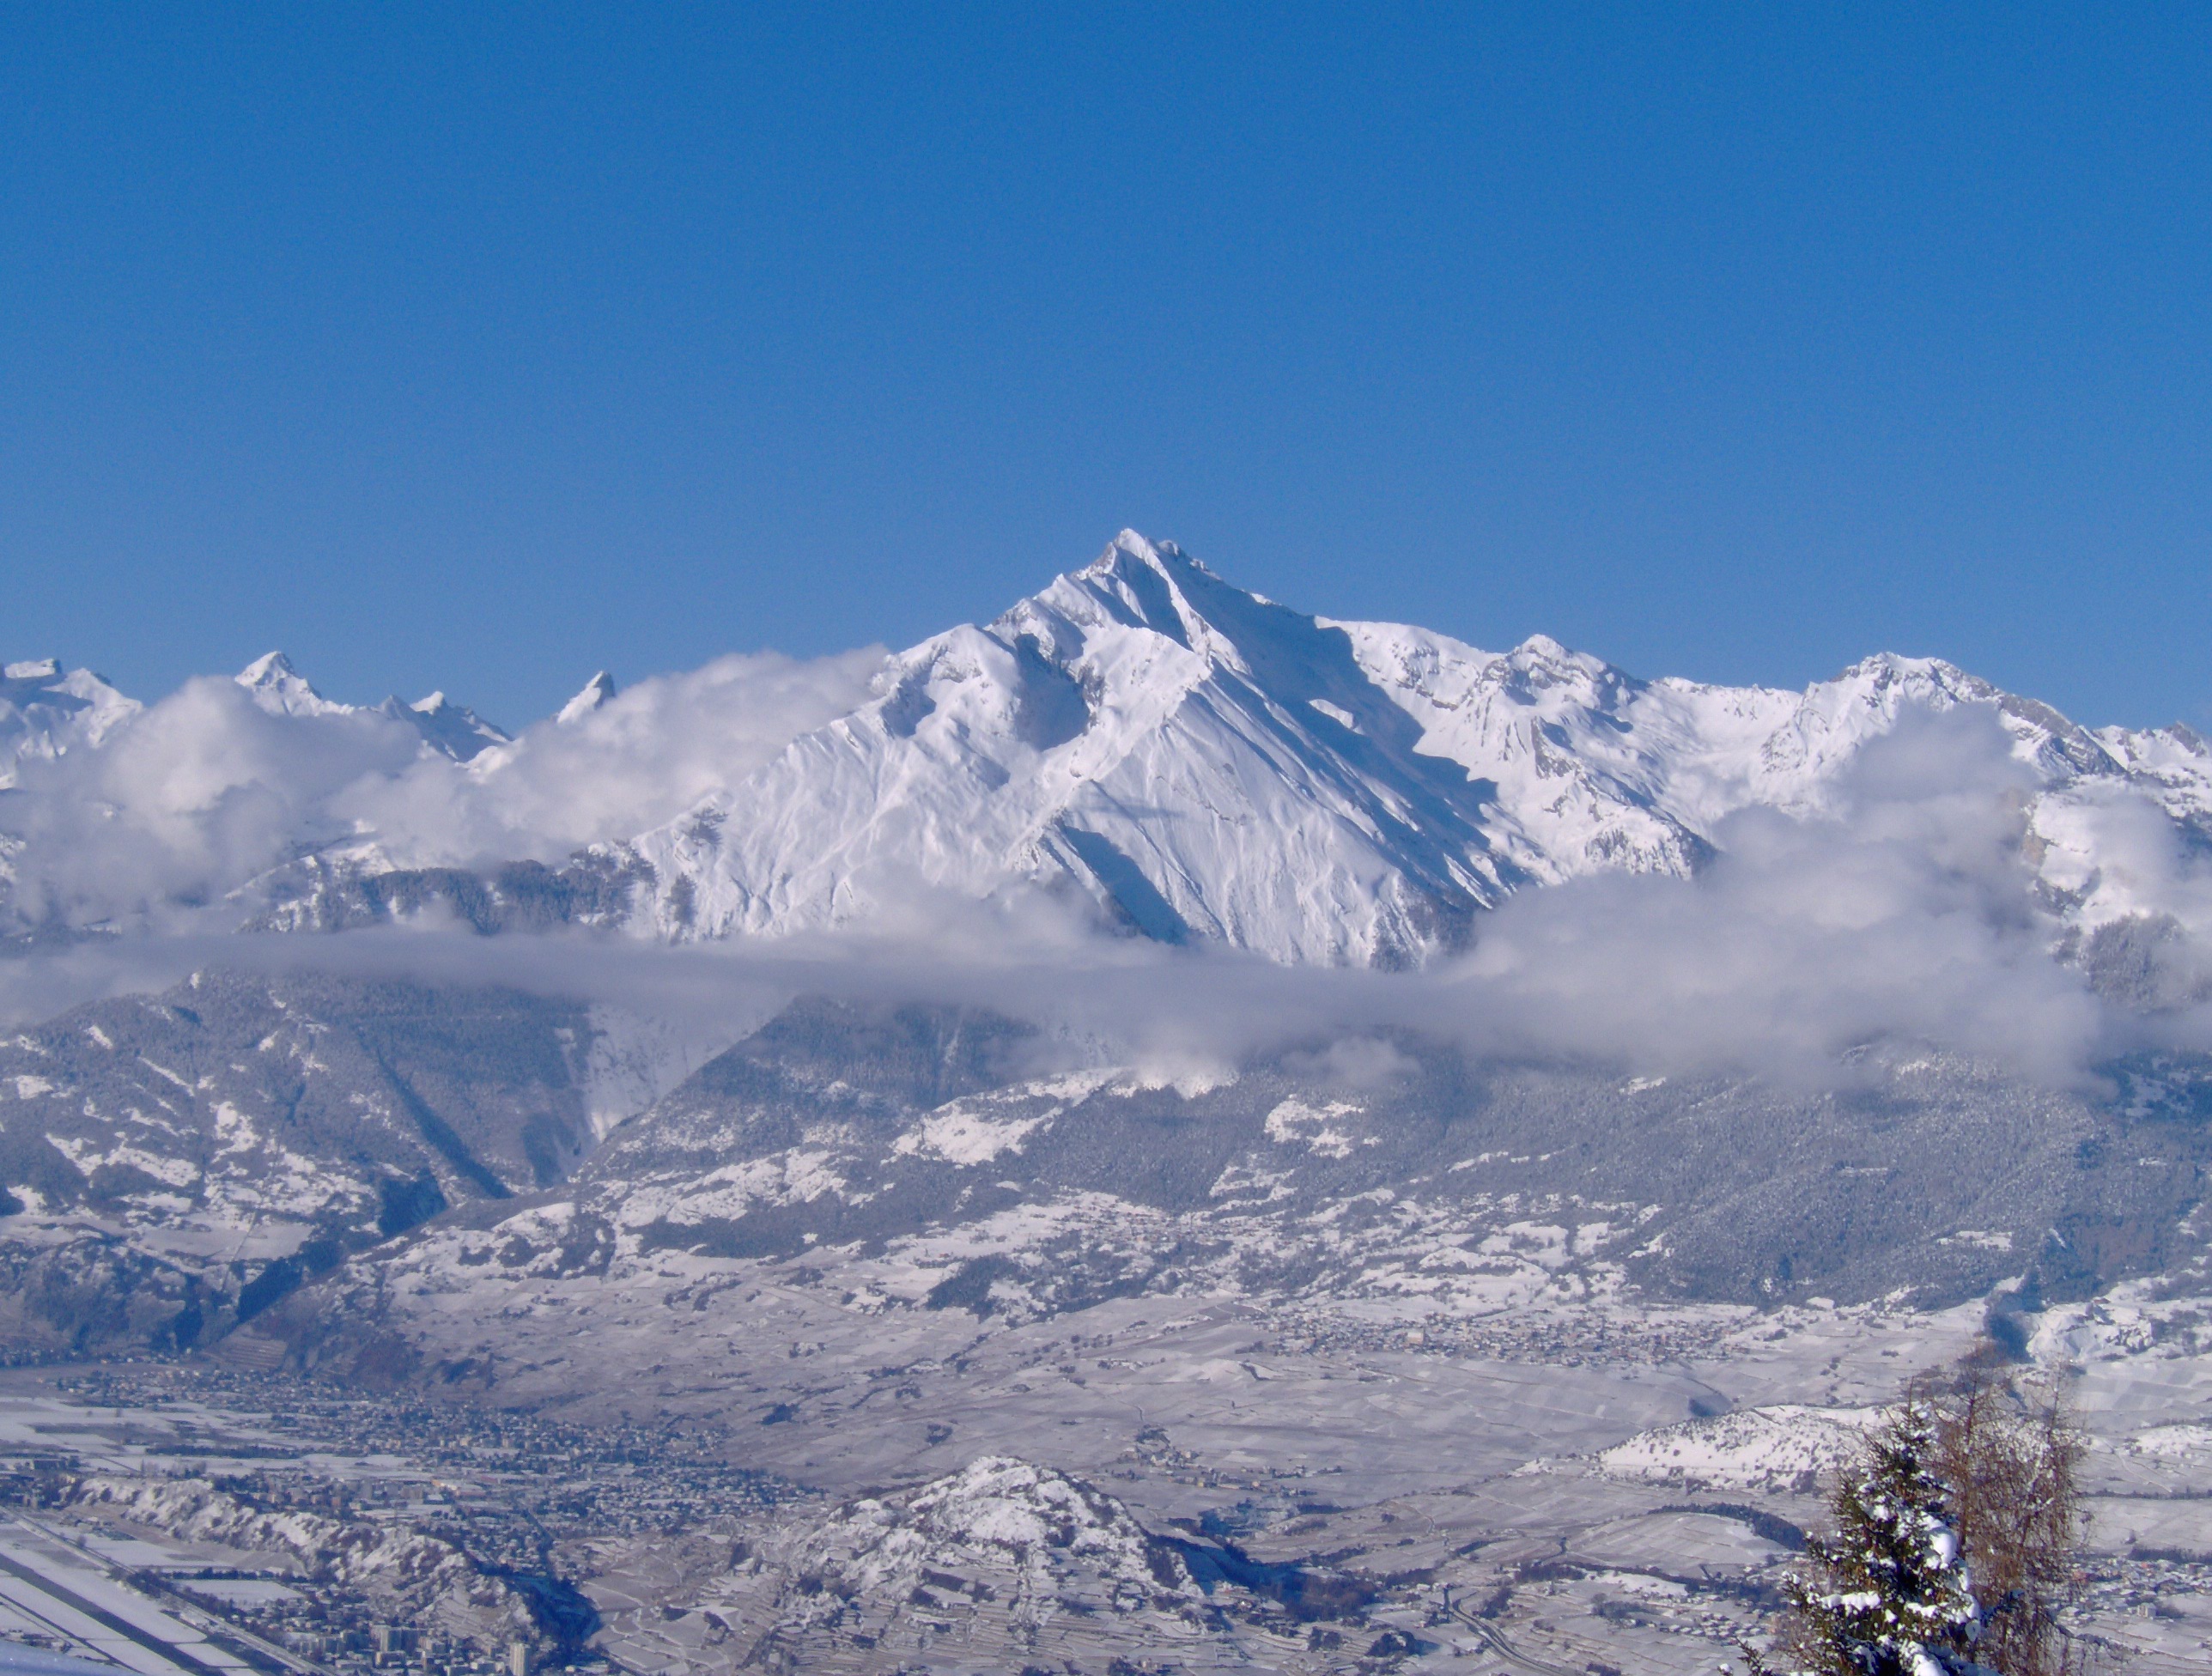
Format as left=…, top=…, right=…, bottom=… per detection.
left=1599, top=1404, right=1883, bottom=1495
left=64, top=1473, right=552, bottom=1651
left=683, top=1455, right=1216, bottom=1669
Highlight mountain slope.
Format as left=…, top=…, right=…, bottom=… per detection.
left=0, top=972, right=596, bottom=1352
left=549, top=998, right=2209, bottom=1318
left=617, top=536, right=1522, bottom=962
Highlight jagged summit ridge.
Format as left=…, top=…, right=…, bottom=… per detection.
left=236, top=649, right=349, bottom=717
left=232, top=650, right=511, bottom=760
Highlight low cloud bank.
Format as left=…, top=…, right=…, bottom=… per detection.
left=1, top=679, right=425, bottom=930
left=3, top=695, right=2208, bottom=1088
left=1441, top=707, right=2115, bottom=1086
left=4, top=711, right=2209, bottom=1091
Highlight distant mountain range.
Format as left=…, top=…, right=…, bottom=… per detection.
left=1, top=648, right=510, bottom=784
left=6, top=531, right=2206, bottom=962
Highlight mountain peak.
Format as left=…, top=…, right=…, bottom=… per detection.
left=375, top=692, right=512, bottom=762
left=1077, top=529, right=1233, bottom=591
left=1085, top=527, right=1176, bottom=572
left=1510, top=632, right=1573, bottom=660
left=557, top=671, right=618, bottom=726
left=1031, top=530, right=1260, bottom=665
left=237, top=652, right=349, bottom=718
left=1, top=659, right=143, bottom=788
left=234, top=654, right=507, bottom=757
left=237, top=650, right=299, bottom=685
left=1832, top=651, right=1970, bottom=687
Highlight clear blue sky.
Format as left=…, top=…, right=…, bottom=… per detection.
left=4, top=6, right=2208, bottom=729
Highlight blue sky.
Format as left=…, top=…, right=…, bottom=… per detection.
left=4, top=6, right=2207, bottom=729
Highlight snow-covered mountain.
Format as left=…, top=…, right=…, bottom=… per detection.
left=0, top=656, right=141, bottom=788
left=236, top=649, right=512, bottom=759
left=599, top=531, right=2209, bottom=964
left=3, top=649, right=504, bottom=789
left=5, top=532, right=2209, bottom=961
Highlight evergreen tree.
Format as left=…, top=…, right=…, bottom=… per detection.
left=1783, top=1405, right=1984, bottom=1676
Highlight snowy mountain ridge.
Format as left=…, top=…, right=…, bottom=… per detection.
left=1, top=648, right=509, bottom=788
left=607, top=531, right=2210, bottom=964
left=5, top=531, right=2209, bottom=962
left=235, top=649, right=513, bottom=759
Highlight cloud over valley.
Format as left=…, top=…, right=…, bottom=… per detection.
left=4, top=539, right=2209, bottom=1090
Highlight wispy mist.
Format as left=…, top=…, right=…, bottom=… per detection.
left=6, top=708, right=2207, bottom=1092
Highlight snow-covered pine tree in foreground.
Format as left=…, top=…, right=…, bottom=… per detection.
left=1749, top=1404, right=1987, bottom=1676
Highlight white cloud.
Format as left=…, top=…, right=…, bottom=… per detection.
left=3, top=696, right=2209, bottom=1090
left=2, top=679, right=422, bottom=928
left=1433, top=707, right=2107, bottom=1084
left=331, top=648, right=890, bottom=868
left=0, top=649, right=887, bottom=932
